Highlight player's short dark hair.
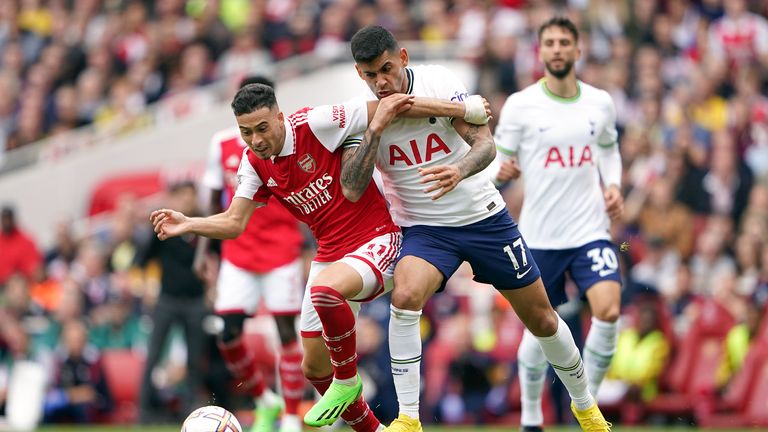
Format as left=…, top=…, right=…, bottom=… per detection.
left=231, top=83, right=277, bottom=116
left=350, top=25, right=398, bottom=63
left=239, top=75, right=275, bottom=90
left=538, top=16, right=579, bottom=42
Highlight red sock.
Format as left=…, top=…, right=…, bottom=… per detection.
left=278, top=340, right=304, bottom=415
left=218, top=337, right=265, bottom=397
left=307, top=374, right=381, bottom=432
left=310, top=286, right=358, bottom=380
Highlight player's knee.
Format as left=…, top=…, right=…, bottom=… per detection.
left=592, top=303, right=620, bottom=323
left=218, top=313, right=247, bottom=344
left=391, top=284, right=427, bottom=310
left=524, top=309, right=559, bottom=337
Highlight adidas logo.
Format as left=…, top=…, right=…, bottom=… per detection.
left=267, top=177, right=277, bottom=187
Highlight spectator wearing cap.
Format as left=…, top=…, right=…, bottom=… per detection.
left=0, top=205, right=42, bottom=286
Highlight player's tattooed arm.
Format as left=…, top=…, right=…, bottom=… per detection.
left=340, top=130, right=380, bottom=202
left=453, top=120, right=496, bottom=179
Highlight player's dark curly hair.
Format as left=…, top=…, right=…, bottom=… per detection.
left=538, top=16, right=580, bottom=42
left=231, top=83, right=277, bottom=116
left=351, top=25, right=398, bottom=63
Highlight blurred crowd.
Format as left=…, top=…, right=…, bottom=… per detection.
left=1, top=0, right=768, bottom=427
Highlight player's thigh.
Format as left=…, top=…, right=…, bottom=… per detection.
left=570, top=240, right=622, bottom=321
left=299, top=261, right=363, bottom=338
left=395, top=226, right=463, bottom=305
left=498, top=277, right=559, bottom=337
left=213, top=260, right=262, bottom=315
left=464, top=212, right=541, bottom=290
left=261, top=259, right=304, bottom=315
left=340, top=231, right=402, bottom=302
left=530, top=248, right=571, bottom=308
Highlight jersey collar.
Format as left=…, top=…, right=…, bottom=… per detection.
left=404, top=67, right=415, bottom=95
left=539, top=78, right=581, bottom=103
left=273, top=117, right=295, bottom=160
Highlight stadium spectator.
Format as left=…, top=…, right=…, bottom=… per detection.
left=43, top=319, right=113, bottom=424
left=602, top=300, right=670, bottom=403
left=0, top=205, right=42, bottom=286
left=715, top=294, right=766, bottom=390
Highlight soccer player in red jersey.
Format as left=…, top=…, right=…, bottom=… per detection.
left=150, top=83, right=490, bottom=431
left=196, top=77, right=306, bottom=432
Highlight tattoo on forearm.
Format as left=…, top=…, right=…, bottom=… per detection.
left=341, top=130, right=380, bottom=200
left=458, top=124, right=495, bottom=179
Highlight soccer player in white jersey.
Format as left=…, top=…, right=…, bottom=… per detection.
left=343, top=25, right=611, bottom=432
left=493, top=17, right=623, bottom=432
left=149, top=84, right=491, bottom=430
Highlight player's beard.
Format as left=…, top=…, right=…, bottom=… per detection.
left=545, top=58, right=574, bottom=79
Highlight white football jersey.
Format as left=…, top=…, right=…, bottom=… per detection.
left=494, top=79, right=619, bottom=249
left=361, top=65, right=506, bottom=227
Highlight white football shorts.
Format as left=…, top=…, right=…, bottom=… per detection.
left=214, top=258, right=304, bottom=315
left=299, top=231, right=401, bottom=337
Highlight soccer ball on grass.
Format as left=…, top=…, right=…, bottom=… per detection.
left=181, top=406, right=242, bottom=432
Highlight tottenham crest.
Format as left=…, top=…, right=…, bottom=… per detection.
left=298, top=153, right=316, bottom=173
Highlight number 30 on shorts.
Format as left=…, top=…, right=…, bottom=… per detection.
left=587, top=247, right=618, bottom=277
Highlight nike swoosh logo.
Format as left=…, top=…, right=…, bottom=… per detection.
left=516, top=267, right=532, bottom=279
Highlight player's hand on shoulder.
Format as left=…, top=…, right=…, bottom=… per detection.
left=419, top=165, right=462, bottom=200
left=496, top=157, right=521, bottom=182
left=371, top=94, right=415, bottom=132
left=149, top=208, right=188, bottom=240
left=603, top=185, right=624, bottom=221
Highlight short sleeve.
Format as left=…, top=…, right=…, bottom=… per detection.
left=306, top=97, right=369, bottom=152
left=598, top=93, right=619, bottom=148
left=234, top=149, right=270, bottom=203
left=425, top=65, right=470, bottom=101
left=494, top=94, right=524, bottom=156
left=201, top=133, right=225, bottom=190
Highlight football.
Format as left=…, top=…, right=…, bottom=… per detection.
left=181, top=406, right=243, bottom=432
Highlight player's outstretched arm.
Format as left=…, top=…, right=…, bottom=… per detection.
left=151, top=197, right=262, bottom=241
left=342, top=94, right=414, bottom=202
left=364, top=96, right=490, bottom=125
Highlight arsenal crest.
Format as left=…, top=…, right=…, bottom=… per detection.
left=298, top=153, right=316, bottom=173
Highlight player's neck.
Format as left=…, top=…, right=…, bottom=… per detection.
left=543, top=75, right=579, bottom=99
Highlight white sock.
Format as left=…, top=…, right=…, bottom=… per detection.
left=517, top=329, right=547, bottom=427
left=390, top=305, right=422, bottom=420
left=584, top=317, right=618, bottom=396
left=279, top=414, right=301, bottom=432
left=257, top=387, right=280, bottom=408
left=535, top=315, right=593, bottom=410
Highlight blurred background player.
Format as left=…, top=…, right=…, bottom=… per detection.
left=346, top=26, right=609, bottom=432
left=135, top=181, right=208, bottom=423
left=196, top=76, right=305, bottom=432
left=493, top=17, right=623, bottom=432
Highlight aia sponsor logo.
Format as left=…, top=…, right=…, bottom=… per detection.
left=298, top=153, right=316, bottom=173
left=389, top=133, right=451, bottom=166
left=331, top=104, right=346, bottom=128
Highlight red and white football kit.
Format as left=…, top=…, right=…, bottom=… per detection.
left=202, top=128, right=304, bottom=315
left=234, top=99, right=401, bottom=337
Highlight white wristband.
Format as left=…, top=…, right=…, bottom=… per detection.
left=463, top=95, right=489, bottom=125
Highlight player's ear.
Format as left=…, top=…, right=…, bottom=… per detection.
left=354, top=63, right=364, bottom=79
left=400, top=48, right=409, bottom=67
left=277, top=111, right=284, bottom=122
